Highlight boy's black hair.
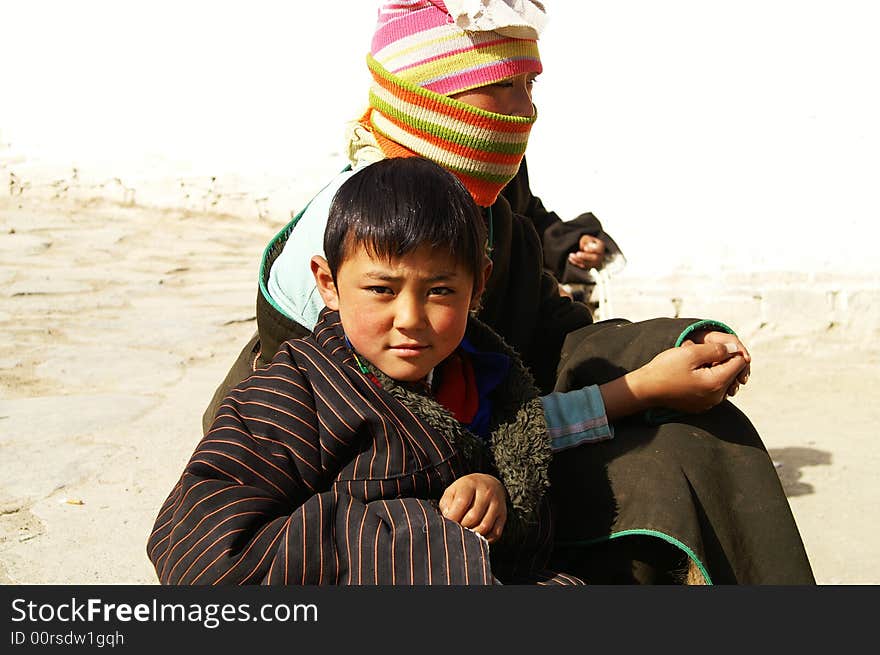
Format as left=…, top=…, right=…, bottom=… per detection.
left=324, top=157, right=487, bottom=289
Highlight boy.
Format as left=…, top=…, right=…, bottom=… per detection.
left=147, top=157, right=578, bottom=585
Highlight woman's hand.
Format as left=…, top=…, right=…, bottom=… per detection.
left=567, top=234, right=606, bottom=270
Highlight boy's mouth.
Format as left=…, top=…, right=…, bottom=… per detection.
left=388, top=343, right=429, bottom=356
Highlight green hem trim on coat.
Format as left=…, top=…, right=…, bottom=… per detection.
left=258, top=218, right=299, bottom=318
left=257, top=167, right=353, bottom=319
left=556, top=529, right=713, bottom=585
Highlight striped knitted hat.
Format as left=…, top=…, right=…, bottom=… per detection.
left=371, top=0, right=543, bottom=96
left=362, top=0, right=545, bottom=206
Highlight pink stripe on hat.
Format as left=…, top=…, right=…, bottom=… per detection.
left=372, top=8, right=448, bottom=53
left=370, top=0, right=541, bottom=97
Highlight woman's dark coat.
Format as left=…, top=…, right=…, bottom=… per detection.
left=199, top=167, right=814, bottom=585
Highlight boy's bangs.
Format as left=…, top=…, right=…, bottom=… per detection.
left=326, top=157, right=487, bottom=281
left=346, top=213, right=463, bottom=268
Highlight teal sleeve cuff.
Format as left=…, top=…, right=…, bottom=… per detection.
left=541, top=386, right=614, bottom=452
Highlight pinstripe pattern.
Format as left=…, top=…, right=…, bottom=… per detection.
left=148, top=309, right=581, bottom=585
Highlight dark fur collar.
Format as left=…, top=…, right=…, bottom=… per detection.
left=365, top=315, right=551, bottom=527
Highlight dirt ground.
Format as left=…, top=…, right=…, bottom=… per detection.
left=1, top=194, right=877, bottom=584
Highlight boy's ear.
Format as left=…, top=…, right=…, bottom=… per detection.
left=469, top=257, right=493, bottom=310
left=311, top=255, right=339, bottom=311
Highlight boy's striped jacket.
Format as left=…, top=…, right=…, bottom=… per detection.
left=147, top=308, right=581, bottom=585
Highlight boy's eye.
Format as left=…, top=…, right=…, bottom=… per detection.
left=428, top=287, right=455, bottom=296
left=366, top=286, right=393, bottom=295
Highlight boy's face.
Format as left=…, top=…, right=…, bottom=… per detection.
left=313, top=245, right=486, bottom=382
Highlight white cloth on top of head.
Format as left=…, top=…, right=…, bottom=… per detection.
left=441, top=0, right=547, bottom=39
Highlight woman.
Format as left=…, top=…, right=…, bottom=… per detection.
left=205, top=0, right=813, bottom=584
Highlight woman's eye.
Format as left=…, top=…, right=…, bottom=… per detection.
left=493, top=81, right=514, bottom=88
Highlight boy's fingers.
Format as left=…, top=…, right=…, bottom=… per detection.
left=489, top=507, right=508, bottom=544
left=733, top=339, right=752, bottom=364
left=705, top=354, right=746, bottom=383
left=691, top=342, right=753, bottom=372
left=474, top=501, right=500, bottom=537
left=441, top=475, right=508, bottom=536
left=475, top=502, right=507, bottom=544
left=482, top=517, right=502, bottom=544
left=441, top=485, right=475, bottom=523
left=688, top=342, right=736, bottom=367
left=438, top=486, right=454, bottom=515
left=460, top=493, right=490, bottom=529
left=699, top=331, right=752, bottom=364
left=492, top=516, right=507, bottom=542
left=448, top=495, right=474, bottom=523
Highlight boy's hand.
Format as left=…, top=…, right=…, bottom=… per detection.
left=681, top=330, right=752, bottom=397
left=439, top=473, right=508, bottom=544
left=633, top=340, right=749, bottom=414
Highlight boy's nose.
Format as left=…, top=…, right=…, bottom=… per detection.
left=393, top=296, right=427, bottom=329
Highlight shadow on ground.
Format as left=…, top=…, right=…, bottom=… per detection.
left=769, top=447, right=832, bottom=497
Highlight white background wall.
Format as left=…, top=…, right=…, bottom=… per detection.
left=4, top=0, right=880, bottom=278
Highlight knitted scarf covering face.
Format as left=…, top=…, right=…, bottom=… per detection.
left=364, top=54, right=537, bottom=207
